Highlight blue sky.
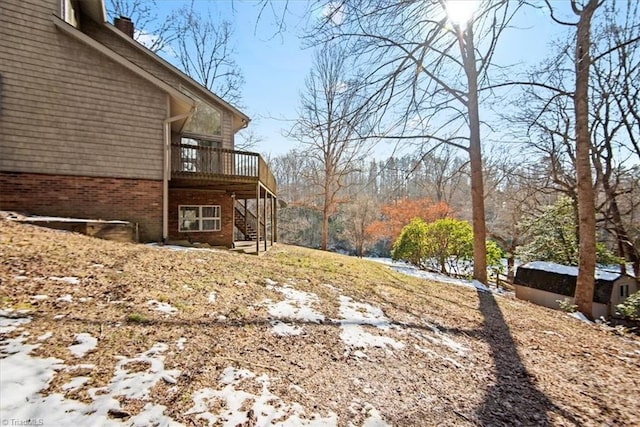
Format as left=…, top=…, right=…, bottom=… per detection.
left=137, top=1, right=578, bottom=159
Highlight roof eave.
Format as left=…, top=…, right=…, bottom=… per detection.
left=101, top=23, right=251, bottom=131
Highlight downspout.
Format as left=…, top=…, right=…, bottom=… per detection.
left=163, top=97, right=194, bottom=243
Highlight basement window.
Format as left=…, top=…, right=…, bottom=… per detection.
left=179, top=205, right=221, bottom=232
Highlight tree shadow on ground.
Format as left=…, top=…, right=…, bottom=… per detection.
left=475, top=289, right=579, bottom=426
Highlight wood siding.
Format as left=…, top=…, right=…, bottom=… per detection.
left=82, top=19, right=235, bottom=148
left=0, top=0, right=167, bottom=180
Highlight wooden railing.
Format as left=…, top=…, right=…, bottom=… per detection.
left=171, top=144, right=276, bottom=194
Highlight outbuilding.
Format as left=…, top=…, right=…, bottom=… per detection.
left=514, top=261, right=637, bottom=318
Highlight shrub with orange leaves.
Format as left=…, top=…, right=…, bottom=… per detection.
left=365, top=198, right=453, bottom=246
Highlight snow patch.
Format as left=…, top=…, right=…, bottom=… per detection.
left=186, top=366, right=338, bottom=426
left=337, top=296, right=404, bottom=351
left=570, top=311, right=593, bottom=324
left=412, top=323, right=468, bottom=357
left=38, top=331, right=53, bottom=341
left=0, top=337, right=179, bottom=426
left=176, top=337, right=187, bottom=351
left=57, top=294, right=73, bottom=303
left=361, top=403, right=391, bottom=427
left=50, top=276, right=80, bottom=285
left=147, top=299, right=178, bottom=315
left=208, top=292, right=217, bottom=303
left=99, top=343, right=181, bottom=400
left=367, top=258, right=495, bottom=293
left=271, top=320, right=304, bottom=336
left=262, top=280, right=325, bottom=336
left=62, top=376, right=90, bottom=391
left=0, top=310, right=31, bottom=333
left=267, top=284, right=325, bottom=323
left=68, top=333, right=98, bottom=358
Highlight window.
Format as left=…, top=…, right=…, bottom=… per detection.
left=620, top=284, right=630, bottom=298
left=180, top=137, right=222, bottom=173
left=182, top=89, right=222, bottom=137
left=61, top=0, right=79, bottom=27
left=179, top=206, right=221, bottom=232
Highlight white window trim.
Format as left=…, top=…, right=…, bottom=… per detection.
left=179, top=205, right=221, bottom=232
left=61, top=0, right=78, bottom=27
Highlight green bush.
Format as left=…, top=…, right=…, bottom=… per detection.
left=556, top=298, right=578, bottom=313
left=616, top=291, right=640, bottom=319
left=517, top=196, right=621, bottom=265
left=392, top=217, right=502, bottom=276
left=391, top=218, right=428, bottom=268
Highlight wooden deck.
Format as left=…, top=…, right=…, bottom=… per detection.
left=171, top=144, right=276, bottom=197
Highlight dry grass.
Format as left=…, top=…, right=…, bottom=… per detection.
left=1, top=218, right=639, bottom=426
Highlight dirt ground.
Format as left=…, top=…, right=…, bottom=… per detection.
left=1, top=218, right=639, bottom=426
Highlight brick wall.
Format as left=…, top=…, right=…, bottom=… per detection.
left=0, top=172, right=162, bottom=242
left=168, top=189, right=233, bottom=247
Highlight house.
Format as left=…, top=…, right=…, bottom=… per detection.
left=0, top=0, right=276, bottom=252
left=514, top=261, right=637, bottom=318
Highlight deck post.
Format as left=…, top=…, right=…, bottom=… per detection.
left=231, top=192, right=235, bottom=248
left=243, top=199, right=248, bottom=238
left=271, top=194, right=276, bottom=246
left=263, top=187, right=267, bottom=252
left=256, top=183, right=260, bottom=255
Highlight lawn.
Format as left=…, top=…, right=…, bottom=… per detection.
left=1, top=218, right=639, bottom=426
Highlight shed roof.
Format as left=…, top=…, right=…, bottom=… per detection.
left=522, top=261, right=622, bottom=282
left=514, top=261, right=626, bottom=304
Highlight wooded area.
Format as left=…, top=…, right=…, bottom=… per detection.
left=270, top=1, right=640, bottom=307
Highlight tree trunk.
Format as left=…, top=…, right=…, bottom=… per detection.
left=321, top=204, right=329, bottom=251
left=507, top=255, right=515, bottom=284
left=459, top=25, right=488, bottom=284
left=573, top=0, right=599, bottom=318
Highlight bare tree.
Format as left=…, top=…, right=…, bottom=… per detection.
left=171, top=2, right=245, bottom=106
left=309, top=0, right=522, bottom=283
left=288, top=46, right=376, bottom=250
left=590, top=1, right=640, bottom=277
left=106, top=0, right=175, bottom=53
left=340, top=195, right=378, bottom=257
left=107, top=1, right=245, bottom=106
left=567, top=0, right=599, bottom=318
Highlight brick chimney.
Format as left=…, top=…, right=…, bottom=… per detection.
left=114, top=16, right=134, bottom=38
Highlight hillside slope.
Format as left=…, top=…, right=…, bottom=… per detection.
left=1, top=218, right=639, bottom=426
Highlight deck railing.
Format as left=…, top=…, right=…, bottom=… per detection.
left=171, top=143, right=276, bottom=194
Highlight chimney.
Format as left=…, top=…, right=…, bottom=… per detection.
left=114, top=16, right=134, bottom=38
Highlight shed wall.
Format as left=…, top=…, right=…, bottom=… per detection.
left=515, top=285, right=609, bottom=318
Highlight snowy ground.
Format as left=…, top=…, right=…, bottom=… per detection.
left=365, top=257, right=498, bottom=293
left=3, top=275, right=464, bottom=426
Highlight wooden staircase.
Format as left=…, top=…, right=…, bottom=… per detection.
left=234, top=203, right=264, bottom=241
left=232, top=199, right=275, bottom=255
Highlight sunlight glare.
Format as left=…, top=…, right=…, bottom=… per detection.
left=446, top=0, right=480, bottom=26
